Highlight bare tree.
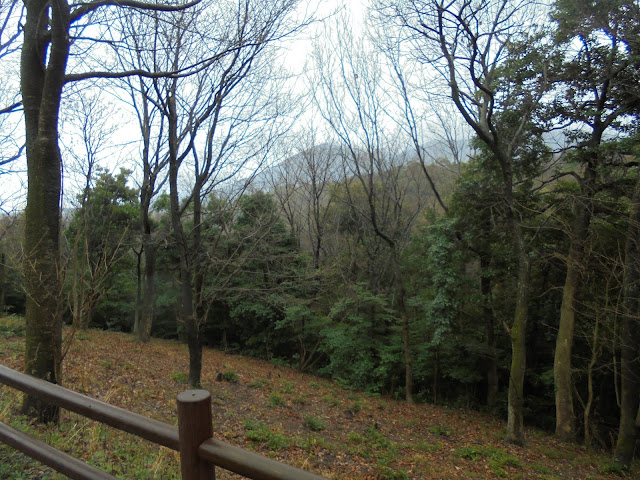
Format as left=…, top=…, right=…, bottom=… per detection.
left=0, top=0, right=24, bottom=209
left=128, top=0, right=309, bottom=387
left=312, top=14, right=427, bottom=403
left=268, top=124, right=341, bottom=269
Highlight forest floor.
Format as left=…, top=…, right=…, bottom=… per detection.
left=0, top=321, right=636, bottom=479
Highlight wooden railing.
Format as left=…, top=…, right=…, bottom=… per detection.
left=0, top=364, right=327, bottom=480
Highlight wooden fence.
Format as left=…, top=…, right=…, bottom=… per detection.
left=0, top=364, right=327, bottom=480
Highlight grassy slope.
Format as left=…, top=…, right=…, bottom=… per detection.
left=0, top=322, right=634, bottom=479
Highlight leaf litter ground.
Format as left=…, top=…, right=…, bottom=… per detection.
left=0, top=328, right=633, bottom=479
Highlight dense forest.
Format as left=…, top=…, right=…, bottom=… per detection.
left=0, top=0, right=639, bottom=472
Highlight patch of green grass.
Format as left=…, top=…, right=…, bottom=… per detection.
left=279, top=380, right=295, bottom=394
left=0, top=315, right=25, bottom=338
left=171, top=371, right=189, bottom=384
left=346, top=426, right=398, bottom=465
left=411, top=440, right=444, bottom=452
left=428, top=424, right=452, bottom=437
left=296, top=434, right=330, bottom=453
left=292, top=394, right=308, bottom=405
left=268, top=393, right=286, bottom=407
left=531, top=462, right=552, bottom=475
left=4, top=340, right=24, bottom=357
left=76, top=331, right=91, bottom=341
left=221, top=370, right=239, bottom=383
left=308, top=381, right=320, bottom=389
left=347, top=400, right=363, bottom=414
left=377, top=465, right=409, bottom=480
left=247, top=378, right=270, bottom=389
left=457, top=445, right=521, bottom=477
left=322, top=395, right=340, bottom=408
left=303, top=414, right=326, bottom=431
left=536, top=446, right=573, bottom=460
left=243, top=419, right=291, bottom=451
left=599, top=460, right=628, bottom=475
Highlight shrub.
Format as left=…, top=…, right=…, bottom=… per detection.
left=268, top=394, right=286, bottom=407
left=244, top=419, right=291, bottom=451
left=303, top=414, right=326, bottom=431
left=221, top=370, right=239, bottom=383
left=171, top=372, right=188, bottom=384
left=0, top=316, right=25, bottom=338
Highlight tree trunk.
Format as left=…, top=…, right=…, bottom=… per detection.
left=481, top=255, right=498, bottom=410
left=554, top=162, right=594, bottom=441
left=554, top=241, right=580, bottom=441
left=614, top=172, right=640, bottom=470
left=21, top=0, right=70, bottom=424
left=138, top=203, right=156, bottom=343
left=505, top=221, right=530, bottom=446
left=133, top=247, right=143, bottom=336
left=192, top=180, right=207, bottom=360
left=167, top=94, right=201, bottom=388
left=0, top=251, right=5, bottom=313
left=394, top=259, right=413, bottom=404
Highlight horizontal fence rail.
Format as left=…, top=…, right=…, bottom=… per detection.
left=0, top=364, right=327, bottom=480
left=0, top=422, right=118, bottom=480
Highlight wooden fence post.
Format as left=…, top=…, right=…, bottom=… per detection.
left=177, top=390, right=215, bottom=480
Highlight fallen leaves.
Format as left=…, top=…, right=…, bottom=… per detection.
left=0, top=328, right=627, bottom=479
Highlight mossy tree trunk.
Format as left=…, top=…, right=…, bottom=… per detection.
left=554, top=183, right=592, bottom=442
left=21, top=0, right=70, bottom=423
left=505, top=219, right=530, bottom=446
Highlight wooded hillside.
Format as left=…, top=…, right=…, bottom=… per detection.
left=0, top=0, right=639, bottom=473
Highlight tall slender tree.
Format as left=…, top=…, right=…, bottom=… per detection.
left=376, top=0, right=551, bottom=443
left=550, top=0, right=640, bottom=441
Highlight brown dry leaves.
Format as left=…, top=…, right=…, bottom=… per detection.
left=0, top=329, right=625, bottom=479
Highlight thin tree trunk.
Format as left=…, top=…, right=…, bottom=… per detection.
left=167, top=94, right=201, bottom=388
left=0, top=251, right=5, bottom=312
left=138, top=209, right=156, bottom=343
left=554, top=162, right=594, bottom=441
left=433, top=347, right=439, bottom=405
left=133, top=247, right=143, bottom=336
left=614, top=172, right=640, bottom=470
left=584, top=299, right=602, bottom=446
left=481, top=255, right=498, bottom=410
left=506, top=221, right=530, bottom=446
left=394, top=257, right=413, bottom=404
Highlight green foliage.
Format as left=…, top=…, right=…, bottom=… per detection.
left=427, top=425, right=452, bottom=437
left=0, top=315, right=25, bottom=337
left=278, top=380, right=295, bottom=394
left=295, top=434, right=330, bottom=453
left=243, top=419, right=291, bottom=451
left=248, top=378, right=270, bottom=389
left=221, top=370, right=239, bottom=383
left=377, top=466, right=410, bottom=480
left=457, top=445, right=521, bottom=477
left=347, top=401, right=363, bottom=414
left=599, top=460, right=628, bottom=475
left=303, top=414, right=326, bottom=431
left=171, top=372, right=188, bottom=384
left=412, top=440, right=444, bottom=452
left=322, top=395, right=341, bottom=408
left=292, top=394, right=308, bottom=405
left=268, top=393, right=286, bottom=407
left=318, top=283, right=403, bottom=393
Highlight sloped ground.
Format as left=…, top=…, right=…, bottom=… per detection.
left=0, top=326, right=634, bottom=479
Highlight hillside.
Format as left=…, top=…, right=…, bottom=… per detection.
left=0, top=322, right=633, bottom=479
